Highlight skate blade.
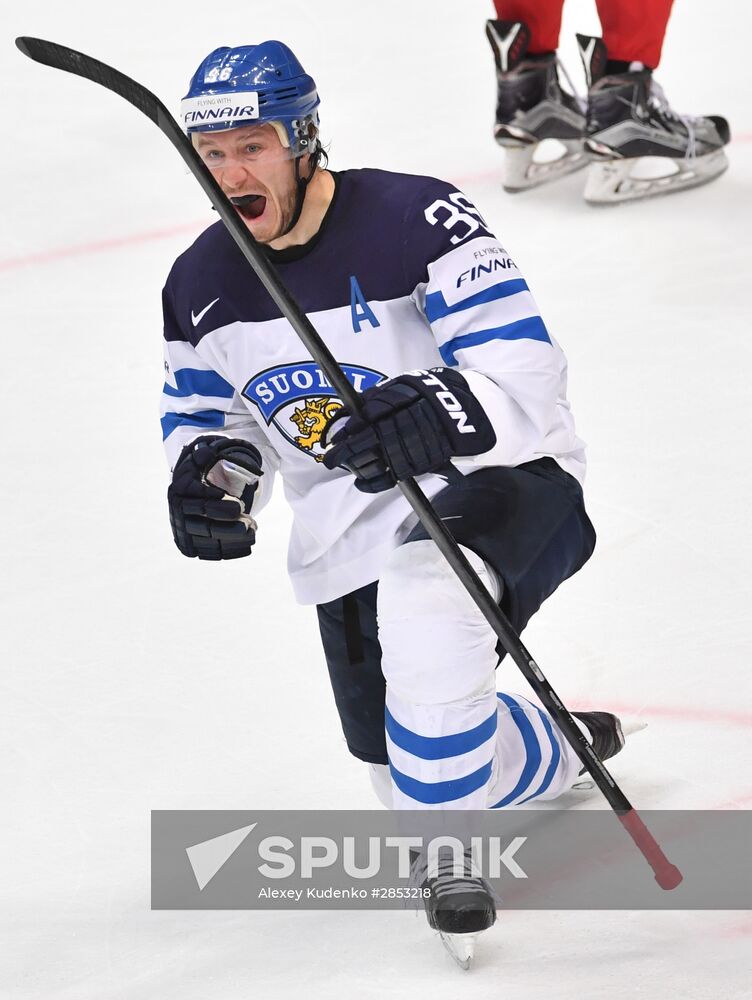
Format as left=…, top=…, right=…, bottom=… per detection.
left=439, top=931, right=478, bottom=970
left=584, top=149, right=728, bottom=204
left=503, top=139, right=588, bottom=193
left=622, top=718, right=648, bottom=738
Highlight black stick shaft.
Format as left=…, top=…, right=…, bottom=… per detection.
left=16, top=35, right=682, bottom=889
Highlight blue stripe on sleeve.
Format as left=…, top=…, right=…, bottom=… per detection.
left=425, top=278, right=529, bottom=323
left=160, top=409, right=226, bottom=440
left=385, top=706, right=497, bottom=761
left=518, top=704, right=561, bottom=803
left=439, top=316, right=551, bottom=366
left=162, top=368, right=235, bottom=399
left=388, top=759, right=493, bottom=805
left=491, top=693, right=542, bottom=808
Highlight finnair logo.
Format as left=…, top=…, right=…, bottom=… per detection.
left=457, top=257, right=517, bottom=288
left=181, top=90, right=260, bottom=127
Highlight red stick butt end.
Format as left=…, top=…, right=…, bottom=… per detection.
left=655, top=864, right=683, bottom=891
left=619, top=809, right=683, bottom=891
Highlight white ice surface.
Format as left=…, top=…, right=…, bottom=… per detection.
left=1, top=1, right=751, bottom=997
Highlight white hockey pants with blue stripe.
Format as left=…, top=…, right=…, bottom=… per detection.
left=372, top=540, right=587, bottom=809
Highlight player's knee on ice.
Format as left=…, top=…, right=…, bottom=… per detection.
left=376, top=540, right=501, bottom=705
left=369, top=762, right=393, bottom=809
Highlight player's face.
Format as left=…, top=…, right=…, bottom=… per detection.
left=193, top=124, right=299, bottom=243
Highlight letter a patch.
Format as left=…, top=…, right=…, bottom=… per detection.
left=349, top=275, right=380, bottom=333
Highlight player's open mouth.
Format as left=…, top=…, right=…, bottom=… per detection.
left=231, top=194, right=267, bottom=220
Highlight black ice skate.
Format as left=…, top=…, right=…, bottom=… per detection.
left=577, top=34, right=730, bottom=204
left=570, top=710, right=646, bottom=789
left=485, top=19, right=587, bottom=192
left=573, top=710, right=625, bottom=768
left=411, top=846, right=496, bottom=970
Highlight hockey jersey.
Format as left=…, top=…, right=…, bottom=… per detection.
left=161, top=168, right=586, bottom=604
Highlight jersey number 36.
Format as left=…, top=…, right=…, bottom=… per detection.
left=424, top=192, right=487, bottom=246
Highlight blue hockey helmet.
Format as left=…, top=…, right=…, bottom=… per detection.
left=181, top=41, right=320, bottom=156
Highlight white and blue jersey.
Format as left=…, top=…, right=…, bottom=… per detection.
left=161, top=168, right=586, bottom=604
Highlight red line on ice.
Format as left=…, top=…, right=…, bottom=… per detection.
left=2, top=130, right=750, bottom=273
left=720, top=918, right=752, bottom=938
left=574, top=701, right=752, bottom=729
left=0, top=220, right=206, bottom=272
left=710, top=790, right=752, bottom=809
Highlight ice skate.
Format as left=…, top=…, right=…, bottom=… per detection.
left=486, top=19, right=588, bottom=192
left=570, top=710, right=646, bottom=789
left=411, top=846, right=497, bottom=970
left=577, top=34, right=730, bottom=205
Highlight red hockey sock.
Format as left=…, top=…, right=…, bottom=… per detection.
left=492, top=0, right=565, bottom=54
left=595, top=0, right=675, bottom=69
left=492, top=0, right=676, bottom=69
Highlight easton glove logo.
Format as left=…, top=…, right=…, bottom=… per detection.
left=408, top=369, right=477, bottom=434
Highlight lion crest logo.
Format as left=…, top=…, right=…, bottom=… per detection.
left=290, top=397, right=343, bottom=461
left=242, top=362, right=385, bottom=462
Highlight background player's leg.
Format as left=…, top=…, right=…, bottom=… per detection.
left=487, top=2, right=587, bottom=191
left=595, top=0, right=675, bottom=70
left=578, top=8, right=730, bottom=204
left=492, top=0, right=565, bottom=54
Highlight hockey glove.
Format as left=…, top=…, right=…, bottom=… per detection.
left=322, top=368, right=496, bottom=493
left=168, top=435, right=263, bottom=560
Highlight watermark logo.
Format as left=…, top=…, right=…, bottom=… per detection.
left=152, top=810, right=751, bottom=910
left=186, top=822, right=257, bottom=891
left=183, top=820, right=527, bottom=893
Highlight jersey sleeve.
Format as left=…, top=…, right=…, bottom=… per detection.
left=402, top=180, right=572, bottom=471
left=160, top=280, right=280, bottom=511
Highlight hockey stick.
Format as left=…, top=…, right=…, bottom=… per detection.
left=16, top=36, right=681, bottom=890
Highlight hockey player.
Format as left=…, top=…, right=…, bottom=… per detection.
left=162, top=41, right=623, bottom=964
left=487, top=1, right=730, bottom=201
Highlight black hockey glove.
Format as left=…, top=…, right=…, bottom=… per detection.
left=322, top=368, right=496, bottom=493
left=168, top=435, right=263, bottom=560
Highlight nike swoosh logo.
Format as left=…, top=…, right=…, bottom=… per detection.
left=191, top=297, right=219, bottom=327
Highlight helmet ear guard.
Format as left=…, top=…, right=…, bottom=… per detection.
left=268, top=114, right=320, bottom=157
left=267, top=120, right=290, bottom=150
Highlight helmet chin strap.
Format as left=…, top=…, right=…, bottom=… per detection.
left=278, top=145, right=321, bottom=239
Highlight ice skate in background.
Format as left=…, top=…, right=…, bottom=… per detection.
left=485, top=19, right=588, bottom=192
left=577, top=34, right=730, bottom=204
